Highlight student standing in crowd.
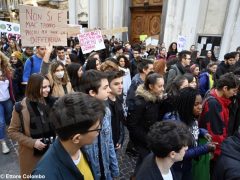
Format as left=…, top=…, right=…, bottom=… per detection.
left=127, top=73, right=165, bottom=177
left=136, top=121, right=191, bottom=180
left=198, top=62, right=218, bottom=97
left=8, top=73, right=56, bottom=178
left=215, top=52, right=236, bottom=80
left=199, top=73, right=239, bottom=173
left=0, top=52, right=14, bottom=154
left=117, top=55, right=131, bottom=97
left=167, top=42, right=178, bottom=60
left=200, top=50, right=217, bottom=71
left=22, top=47, right=33, bottom=63
left=126, top=60, right=153, bottom=111
left=163, top=87, right=215, bottom=180
left=130, top=45, right=142, bottom=78
left=78, top=70, right=119, bottom=180
left=66, top=63, right=83, bottom=91
left=10, top=51, right=24, bottom=101
left=47, top=61, right=74, bottom=97
left=22, top=46, right=46, bottom=84
left=4, top=38, right=21, bottom=58
left=166, top=50, right=191, bottom=86
left=107, top=70, right=125, bottom=150
left=31, top=93, right=105, bottom=179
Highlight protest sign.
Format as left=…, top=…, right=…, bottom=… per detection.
left=66, top=24, right=82, bottom=37
left=140, top=35, right=147, bottom=41
left=177, top=35, right=187, bottom=52
left=145, top=37, right=152, bottom=46
left=19, top=5, right=67, bottom=46
left=85, top=27, right=128, bottom=35
left=78, top=30, right=105, bottom=54
left=0, top=20, right=21, bottom=40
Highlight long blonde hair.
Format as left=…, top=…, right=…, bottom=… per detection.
left=0, top=51, right=12, bottom=77
left=49, top=61, right=69, bottom=84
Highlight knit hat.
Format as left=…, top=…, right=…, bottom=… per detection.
left=11, top=51, right=23, bottom=61
left=190, top=64, right=197, bottom=73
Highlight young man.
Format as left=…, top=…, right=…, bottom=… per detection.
left=107, top=70, right=125, bottom=150
left=199, top=73, right=239, bottom=161
left=31, top=92, right=105, bottom=179
left=77, top=70, right=119, bottom=179
left=136, top=121, right=190, bottom=180
left=215, top=52, right=236, bottom=80
left=166, top=50, right=192, bottom=87
left=126, top=59, right=153, bottom=111
left=22, top=46, right=46, bottom=84
left=52, top=46, right=69, bottom=65
left=130, top=45, right=142, bottom=78
left=71, top=42, right=85, bottom=65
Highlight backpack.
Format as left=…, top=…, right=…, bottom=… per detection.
left=14, top=101, right=25, bottom=134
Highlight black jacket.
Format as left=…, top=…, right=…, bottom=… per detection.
left=11, top=61, right=24, bottom=101
left=228, top=93, right=240, bottom=136
left=215, top=61, right=233, bottom=79
left=127, top=85, right=162, bottom=149
left=108, top=97, right=125, bottom=147
left=213, top=132, right=240, bottom=180
left=136, top=153, right=177, bottom=180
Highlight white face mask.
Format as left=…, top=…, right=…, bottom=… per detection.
left=55, top=71, right=64, bottom=79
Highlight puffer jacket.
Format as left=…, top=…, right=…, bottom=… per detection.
left=127, top=84, right=162, bottom=149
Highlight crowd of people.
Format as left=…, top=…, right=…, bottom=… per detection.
left=1, top=35, right=240, bottom=180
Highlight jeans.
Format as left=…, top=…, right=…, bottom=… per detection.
left=0, top=99, right=13, bottom=140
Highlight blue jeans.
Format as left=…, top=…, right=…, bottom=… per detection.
left=0, top=99, right=13, bottom=140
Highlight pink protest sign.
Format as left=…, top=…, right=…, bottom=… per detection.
left=78, top=30, right=105, bottom=54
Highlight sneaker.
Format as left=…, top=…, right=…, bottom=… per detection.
left=2, top=141, right=10, bottom=154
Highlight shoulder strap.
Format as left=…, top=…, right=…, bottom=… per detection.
left=15, top=101, right=25, bottom=134
left=202, top=92, right=216, bottom=108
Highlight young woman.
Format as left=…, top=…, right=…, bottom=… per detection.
left=0, top=52, right=14, bottom=154
left=85, top=57, right=101, bottom=71
left=47, top=61, right=74, bottom=97
left=117, top=55, right=131, bottom=97
left=66, top=63, right=83, bottom=91
left=166, top=75, right=189, bottom=96
left=199, top=62, right=218, bottom=97
left=127, top=72, right=165, bottom=175
left=201, top=50, right=217, bottom=70
left=5, top=39, right=21, bottom=58
left=184, top=73, right=198, bottom=89
left=153, top=59, right=167, bottom=76
left=8, top=73, right=56, bottom=177
left=10, top=51, right=24, bottom=101
left=163, top=87, right=215, bottom=180
left=167, top=42, right=178, bottom=60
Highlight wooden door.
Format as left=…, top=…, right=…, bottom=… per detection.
left=130, top=0, right=162, bottom=43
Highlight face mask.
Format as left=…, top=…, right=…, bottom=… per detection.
left=55, top=71, right=64, bottom=79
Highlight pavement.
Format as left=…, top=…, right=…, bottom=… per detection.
left=0, top=129, right=136, bottom=180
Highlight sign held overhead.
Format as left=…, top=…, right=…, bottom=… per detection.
left=19, top=5, right=67, bottom=47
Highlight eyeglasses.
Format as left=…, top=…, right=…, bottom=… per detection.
left=85, top=123, right=102, bottom=133
left=86, top=127, right=102, bottom=133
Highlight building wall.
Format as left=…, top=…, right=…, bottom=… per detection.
left=162, top=0, right=240, bottom=60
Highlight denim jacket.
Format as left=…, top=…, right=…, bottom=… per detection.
left=83, top=107, right=119, bottom=180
